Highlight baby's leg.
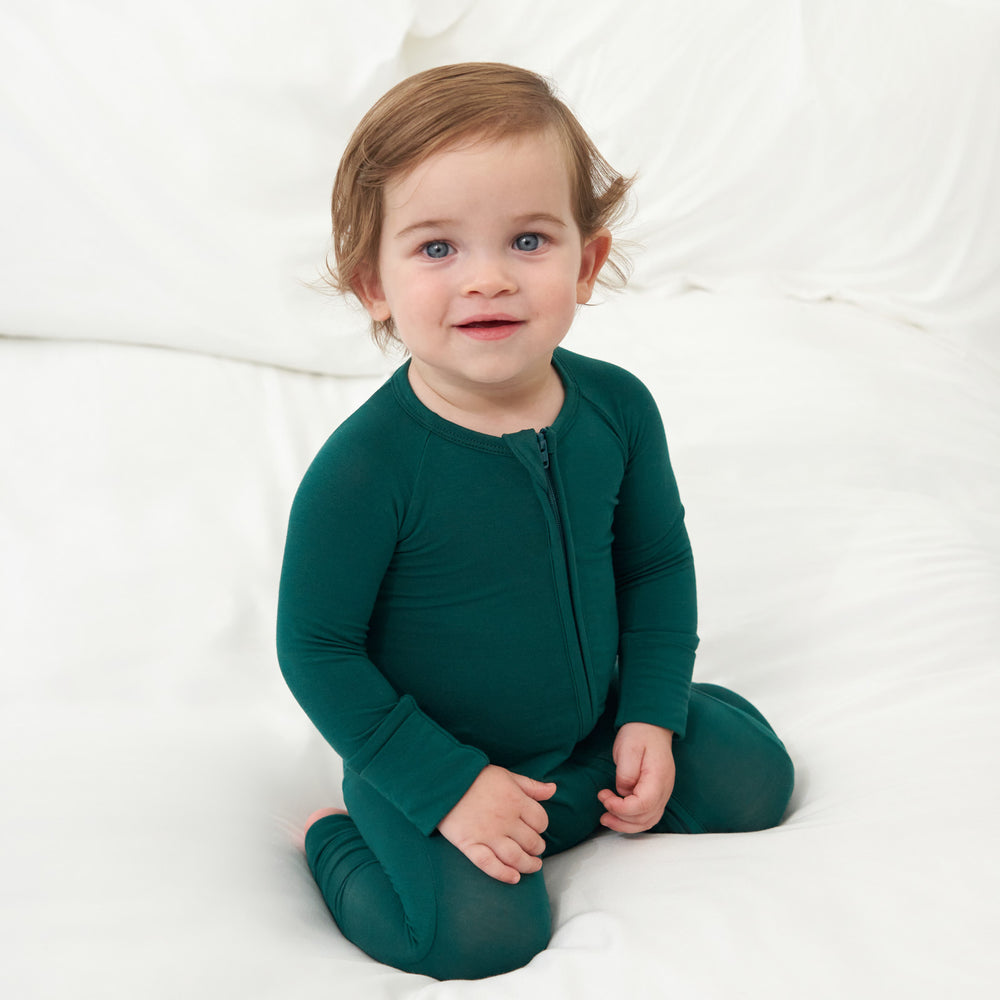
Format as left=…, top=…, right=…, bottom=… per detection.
left=655, top=682, right=795, bottom=834
left=304, top=770, right=551, bottom=980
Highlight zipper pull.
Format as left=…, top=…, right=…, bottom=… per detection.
left=536, top=429, right=550, bottom=469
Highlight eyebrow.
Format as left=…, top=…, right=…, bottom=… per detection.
left=392, top=213, right=569, bottom=241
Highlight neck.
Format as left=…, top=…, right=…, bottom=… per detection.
left=406, top=358, right=564, bottom=436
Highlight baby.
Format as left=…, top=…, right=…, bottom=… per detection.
left=277, top=62, right=794, bottom=981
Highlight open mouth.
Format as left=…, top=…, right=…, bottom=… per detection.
left=456, top=317, right=523, bottom=339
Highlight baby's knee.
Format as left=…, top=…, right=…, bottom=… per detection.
left=418, top=871, right=552, bottom=980
left=684, top=684, right=795, bottom=832
left=732, top=736, right=795, bottom=832
left=428, top=914, right=550, bottom=980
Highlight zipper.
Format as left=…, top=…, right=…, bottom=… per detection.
left=502, top=427, right=594, bottom=731
left=534, top=428, right=590, bottom=727
left=536, top=429, right=550, bottom=469
left=536, top=429, right=562, bottom=533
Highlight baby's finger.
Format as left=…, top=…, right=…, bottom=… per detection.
left=511, top=773, right=557, bottom=802
left=522, top=797, right=551, bottom=835
left=599, top=810, right=653, bottom=835
left=513, top=819, right=547, bottom=857
left=629, top=764, right=668, bottom=801
left=463, top=842, right=523, bottom=884
left=495, top=836, right=544, bottom=875
left=598, top=789, right=646, bottom=820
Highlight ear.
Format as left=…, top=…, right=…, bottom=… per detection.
left=353, top=266, right=391, bottom=322
left=576, top=229, right=613, bottom=304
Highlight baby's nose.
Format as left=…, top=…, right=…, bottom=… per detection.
left=461, top=254, right=517, bottom=297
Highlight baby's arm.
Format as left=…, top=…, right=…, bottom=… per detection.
left=611, top=377, right=698, bottom=742
left=597, top=723, right=675, bottom=833
left=277, top=428, right=489, bottom=837
left=603, top=371, right=695, bottom=832
left=437, top=766, right=556, bottom=884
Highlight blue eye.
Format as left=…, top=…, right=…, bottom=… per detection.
left=514, top=233, right=543, bottom=252
left=422, top=241, right=452, bottom=259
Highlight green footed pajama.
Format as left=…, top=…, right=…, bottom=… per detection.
left=304, top=683, right=793, bottom=980
left=278, top=349, right=795, bottom=980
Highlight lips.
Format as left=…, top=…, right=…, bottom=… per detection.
left=455, top=315, right=523, bottom=340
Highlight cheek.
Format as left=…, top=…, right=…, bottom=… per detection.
left=384, top=268, right=449, bottom=323
left=540, top=266, right=583, bottom=313
left=408, top=276, right=448, bottom=314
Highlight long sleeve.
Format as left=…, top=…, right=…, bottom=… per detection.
left=611, top=378, right=698, bottom=738
left=276, top=424, right=488, bottom=836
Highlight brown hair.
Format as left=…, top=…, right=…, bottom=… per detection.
left=327, top=62, right=634, bottom=350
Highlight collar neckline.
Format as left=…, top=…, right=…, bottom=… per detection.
left=390, top=348, right=579, bottom=452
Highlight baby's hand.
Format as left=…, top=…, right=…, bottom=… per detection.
left=437, top=765, right=556, bottom=884
left=597, top=722, right=675, bottom=834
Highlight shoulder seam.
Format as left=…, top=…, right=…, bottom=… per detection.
left=397, top=426, right=434, bottom=538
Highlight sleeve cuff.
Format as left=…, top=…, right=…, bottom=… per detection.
left=615, top=634, right=695, bottom=739
left=348, top=694, right=489, bottom=835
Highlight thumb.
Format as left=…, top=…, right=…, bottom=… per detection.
left=511, top=772, right=557, bottom=801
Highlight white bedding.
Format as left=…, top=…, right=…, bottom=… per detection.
left=3, top=2, right=999, bottom=997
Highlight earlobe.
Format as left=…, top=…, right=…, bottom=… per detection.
left=353, top=267, right=391, bottom=322
left=576, top=229, right=613, bottom=304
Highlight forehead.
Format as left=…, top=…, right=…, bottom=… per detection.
left=381, top=129, right=576, bottom=224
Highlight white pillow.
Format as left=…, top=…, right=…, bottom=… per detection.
left=0, top=0, right=419, bottom=375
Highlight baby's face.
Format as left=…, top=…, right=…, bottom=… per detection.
left=357, top=128, right=610, bottom=401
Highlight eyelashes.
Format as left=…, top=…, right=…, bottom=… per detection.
left=418, top=233, right=548, bottom=259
